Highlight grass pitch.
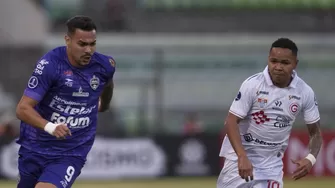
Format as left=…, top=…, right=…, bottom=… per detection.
left=0, top=177, right=333, bottom=188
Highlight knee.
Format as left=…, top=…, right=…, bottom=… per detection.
left=35, top=182, right=57, bottom=188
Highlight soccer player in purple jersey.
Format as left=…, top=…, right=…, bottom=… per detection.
left=15, top=16, right=115, bottom=188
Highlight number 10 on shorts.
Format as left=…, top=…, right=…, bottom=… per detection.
left=267, top=180, right=280, bottom=188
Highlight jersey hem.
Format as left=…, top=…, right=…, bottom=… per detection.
left=305, top=117, right=320, bottom=124
left=229, top=110, right=245, bottom=119
left=219, top=154, right=238, bottom=161
left=23, top=89, right=42, bottom=102
left=17, top=143, right=88, bottom=159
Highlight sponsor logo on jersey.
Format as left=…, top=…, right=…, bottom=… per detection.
left=72, top=87, right=89, bottom=97
left=289, top=95, right=301, bottom=100
left=235, top=91, right=242, bottom=101
left=235, top=91, right=241, bottom=101
left=27, top=76, right=38, bottom=89
left=243, top=133, right=253, bottom=142
left=251, top=110, right=270, bottom=125
left=272, top=107, right=283, bottom=111
left=49, top=97, right=96, bottom=128
left=256, top=90, right=269, bottom=95
left=53, top=95, right=87, bottom=106
left=65, top=78, right=73, bottom=87
left=257, top=98, right=268, bottom=109
left=274, top=100, right=282, bottom=107
left=63, top=70, right=73, bottom=76
left=34, top=59, right=49, bottom=75
left=274, top=115, right=292, bottom=128
left=272, top=100, right=283, bottom=111
left=243, top=133, right=282, bottom=146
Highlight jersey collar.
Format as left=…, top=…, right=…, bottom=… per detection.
left=263, top=66, right=298, bottom=88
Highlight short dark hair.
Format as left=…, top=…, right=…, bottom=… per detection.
left=66, top=15, right=97, bottom=35
left=271, top=38, right=298, bottom=56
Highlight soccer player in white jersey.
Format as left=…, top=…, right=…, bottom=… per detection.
left=217, top=38, right=323, bottom=188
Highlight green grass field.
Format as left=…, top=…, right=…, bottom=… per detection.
left=0, top=177, right=334, bottom=188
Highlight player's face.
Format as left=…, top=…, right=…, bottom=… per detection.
left=65, top=29, right=96, bottom=67
left=268, top=47, right=298, bottom=87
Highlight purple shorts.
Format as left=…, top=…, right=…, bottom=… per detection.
left=17, top=146, right=85, bottom=188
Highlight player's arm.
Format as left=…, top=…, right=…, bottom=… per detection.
left=99, top=57, right=116, bottom=112
left=98, top=80, right=113, bottom=112
left=306, top=121, right=322, bottom=159
left=225, top=112, right=246, bottom=157
left=16, top=58, right=71, bottom=138
left=292, top=88, right=322, bottom=180
left=225, top=79, right=255, bottom=182
left=226, top=79, right=254, bottom=157
left=16, top=59, right=52, bottom=130
left=303, top=89, right=322, bottom=164
left=16, top=97, right=71, bottom=138
left=16, top=96, right=48, bottom=130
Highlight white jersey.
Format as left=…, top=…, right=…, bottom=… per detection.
left=220, top=66, right=320, bottom=170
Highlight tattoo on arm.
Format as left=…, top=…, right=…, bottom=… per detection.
left=99, top=80, right=113, bottom=112
left=306, top=121, right=323, bottom=157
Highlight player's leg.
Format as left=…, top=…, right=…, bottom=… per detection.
left=18, top=173, right=38, bottom=188
left=17, top=147, right=43, bottom=188
left=37, top=156, right=85, bottom=188
left=217, top=158, right=251, bottom=188
left=34, top=182, right=56, bottom=188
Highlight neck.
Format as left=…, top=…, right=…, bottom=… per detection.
left=268, top=70, right=293, bottom=88
left=66, top=48, right=80, bottom=68
left=272, top=77, right=293, bottom=88
left=273, top=81, right=288, bottom=88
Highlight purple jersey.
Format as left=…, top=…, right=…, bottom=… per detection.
left=16, top=46, right=115, bottom=158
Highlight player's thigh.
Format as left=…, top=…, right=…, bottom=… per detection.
left=217, top=159, right=248, bottom=188
left=253, top=180, right=282, bottom=188
left=35, top=182, right=56, bottom=188
left=38, top=157, right=85, bottom=188
left=17, top=147, right=44, bottom=188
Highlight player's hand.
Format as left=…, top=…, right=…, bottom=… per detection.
left=238, top=155, right=254, bottom=182
left=44, top=122, right=71, bottom=139
left=53, top=124, right=72, bottom=139
left=291, top=158, right=313, bottom=180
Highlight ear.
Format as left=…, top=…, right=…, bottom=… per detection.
left=64, top=35, right=70, bottom=46
left=294, top=59, right=299, bottom=69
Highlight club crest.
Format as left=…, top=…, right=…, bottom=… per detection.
left=90, top=75, right=100, bottom=90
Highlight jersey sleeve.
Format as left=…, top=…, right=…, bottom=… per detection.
left=229, top=80, right=255, bottom=119
left=23, top=58, right=57, bottom=102
left=302, top=87, right=320, bottom=124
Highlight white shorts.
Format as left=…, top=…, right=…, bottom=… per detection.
left=217, top=159, right=283, bottom=188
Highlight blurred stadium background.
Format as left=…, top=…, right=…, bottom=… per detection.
left=0, top=0, right=335, bottom=187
